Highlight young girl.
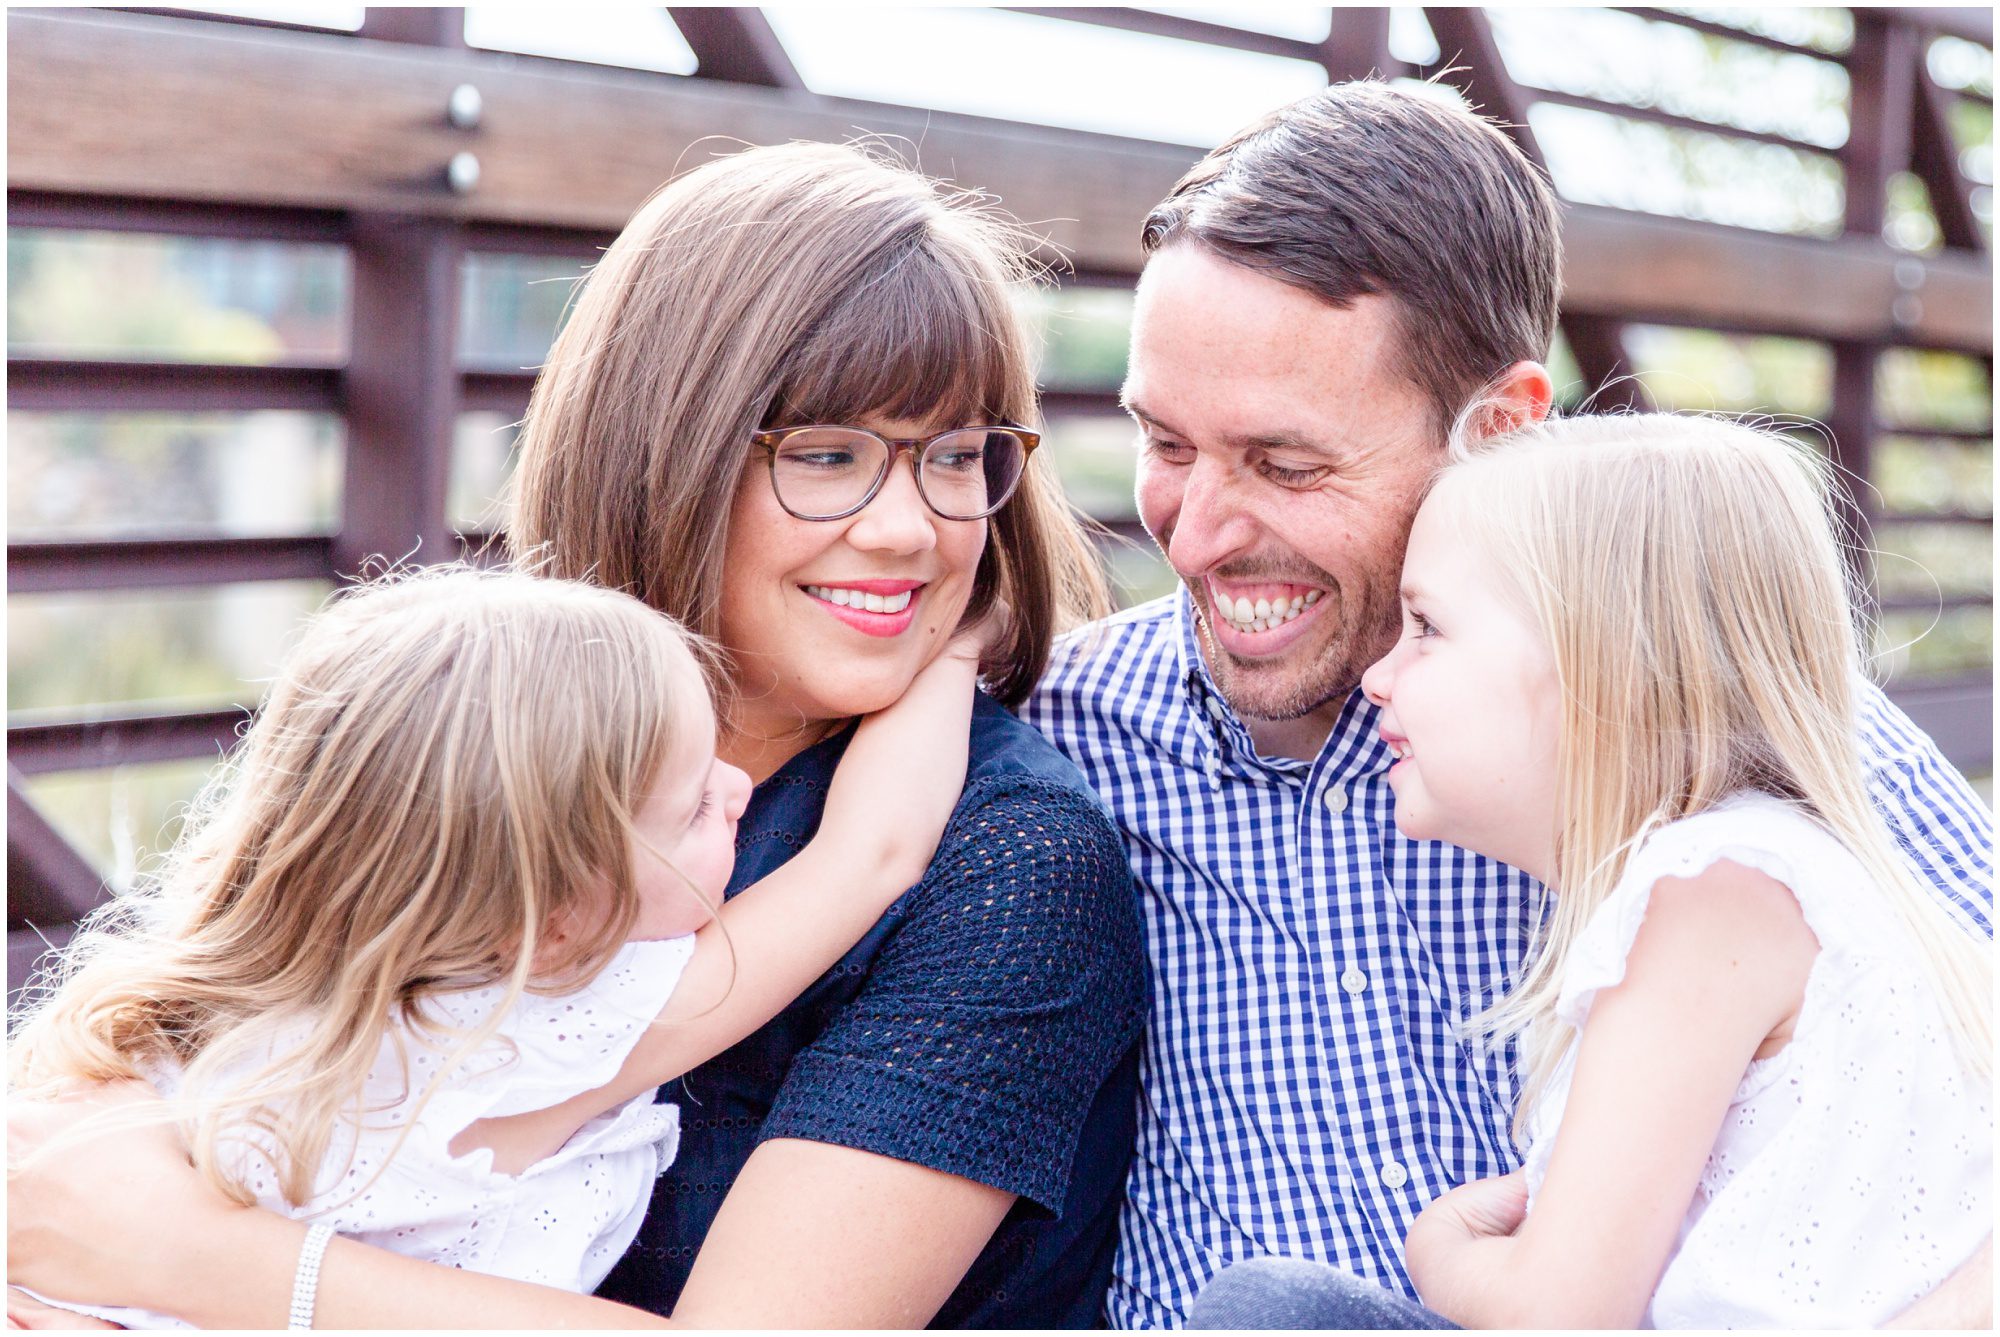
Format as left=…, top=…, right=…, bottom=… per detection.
left=10, top=563, right=984, bottom=1327
left=1354, top=414, right=1992, bottom=1328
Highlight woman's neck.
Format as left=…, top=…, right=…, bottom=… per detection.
left=721, top=710, right=848, bottom=785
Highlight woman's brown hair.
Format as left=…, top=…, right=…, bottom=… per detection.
left=509, top=140, right=1110, bottom=706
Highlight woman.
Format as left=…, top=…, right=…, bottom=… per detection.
left=7, top=143, right=1147, bottom=1329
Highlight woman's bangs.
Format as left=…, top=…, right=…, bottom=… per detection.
left=771, top=245, right=1024, bottom=430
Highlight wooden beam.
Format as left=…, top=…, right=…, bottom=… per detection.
left=357, top=6, right=462, bottom=47
left=1422, top=6, right=1548, bottom=163
left=7, top=536, right=335, bottom=595
left=460, top=369, right=537, bottom=413
left=1559, top=314, right=1650, bottom=412
left=666, top=7, right=803, bottom=88
left=1318, top=9, right=1393, bottom=83
left=7, top=360, right=342, bottom=413
left=8, top=189, right=344, bottom=241
left=339, top=214, right=462, bottom=573
left=8, top=8, right=1991, bottom=350
left=1826, top=15, right=1916, bottom=600
left=1559, top=204, right=1991, bottom=352
left=7, top=768, right=109, bottom=927
left=1862, top=6, right=1993, bottom=48
left=7, top=8, right=1191, bottom=275
left=1912, top=70, right=1988, bottom=253
left=1826, top=338, right=1884, bottom=597
left=8, top=709, right=251, bottom=778
left=1845, top=12, right=1921, bottom=238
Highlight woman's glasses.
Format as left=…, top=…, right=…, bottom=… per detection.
left=751, top=424, right=1040, bottom=522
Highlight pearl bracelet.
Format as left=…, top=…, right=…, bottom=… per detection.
left=288, top=1222, right=336, bottom=1330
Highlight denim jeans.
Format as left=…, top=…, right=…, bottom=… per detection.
left=1187, top=1257, right=1460, bottom=1330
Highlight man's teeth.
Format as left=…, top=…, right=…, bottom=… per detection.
left=1390, top=741, right=1413, bottom=760
left=1215, top=589, right=1322, bottom=633
left=805, top=584, right=912, bottom=614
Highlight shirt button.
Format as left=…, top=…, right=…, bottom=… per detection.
left=1323, top=787, right=1349, bottom=814
left=1340, top=967, right=1368, bottom=995
left=1380, top=1161, right=1409, bottom=1189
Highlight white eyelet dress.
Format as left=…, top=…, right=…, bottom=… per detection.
left=1521, top=793, right=1991, bottom=1328
left=53, top=936, right=695, bottom=1329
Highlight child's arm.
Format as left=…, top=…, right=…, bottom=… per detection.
left=633, top=631, right=981, bottom=1061
left=1403, top=859, right=1818, bottom=1329
left=455, top=634, right=983, bottom=1173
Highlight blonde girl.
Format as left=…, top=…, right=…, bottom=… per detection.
left=1354, top=413, right=1991, bottom=1328
left=10, top=562, right=981, bottom=1325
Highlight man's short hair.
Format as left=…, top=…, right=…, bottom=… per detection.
left=1142, top=81, right=1563, bottom=435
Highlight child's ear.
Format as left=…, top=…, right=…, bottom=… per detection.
left=526, top=906, right=579, bottom=975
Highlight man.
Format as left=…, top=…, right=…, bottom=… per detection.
left=1022, top=81, right=1994, bottom=1328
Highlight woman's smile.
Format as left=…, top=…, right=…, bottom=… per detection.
left=800, top=579, right=927, bottom=637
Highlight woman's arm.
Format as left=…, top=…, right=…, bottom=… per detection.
left=1404, top=859, right=1818, bottom=1328
left=674, top=1138, right=1015, bottom=1328
left=9, top=1100, right=1011, bottom=1330
left=6, top=1087, right=665, bottom=1328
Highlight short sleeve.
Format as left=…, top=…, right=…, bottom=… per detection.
left=417, top=935, right=696, bottom=1133
left=758, top=774, right=1147, bottom=1213
left=1555, top=805, right=1824, bottom=1034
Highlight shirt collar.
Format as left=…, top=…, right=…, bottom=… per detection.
left=1172, top=586, right=1394, bottom=785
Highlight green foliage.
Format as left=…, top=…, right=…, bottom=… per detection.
left=8, top=582, right=329, bottom=716
left=1622, top=326, right=1832, bottom=415
left=7, top=229, right=343, bottom=363
left=1021, top=286, right=1131, bottom=391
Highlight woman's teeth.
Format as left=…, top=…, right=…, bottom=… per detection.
left=805, top=584, right=912, bottom=614
left=1216, top=589, right=1321, bottom=634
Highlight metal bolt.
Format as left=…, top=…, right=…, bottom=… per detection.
left=447, top=151, right=481, bottom=196
left=447, top=83, right=483, bottom=130
left=1891, top=293, right=1923, bottom=328
left=1894, top=257, right=1925, bottom=291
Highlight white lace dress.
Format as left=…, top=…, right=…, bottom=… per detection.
left=61, top=936, right=695, bottom=1329
left=1521, top=794, right=1991, bottom=1328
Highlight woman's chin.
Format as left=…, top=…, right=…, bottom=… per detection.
left=784, top=667, right=930, bottom=724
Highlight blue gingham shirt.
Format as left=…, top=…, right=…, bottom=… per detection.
left=1023, top=590, right=1994, bottom=1329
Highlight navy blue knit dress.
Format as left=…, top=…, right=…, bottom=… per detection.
left=596, top=691, right=1148, bottom=1327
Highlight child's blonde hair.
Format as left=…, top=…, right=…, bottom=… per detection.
left=1433, top=413, right=1991, bottom=1131
left=10, top=565, right=717, bottom=1206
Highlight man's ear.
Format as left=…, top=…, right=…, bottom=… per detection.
left=1489, top=360, right=1554, bottom=430
left=1448, top=361, right=1555, bottom=455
